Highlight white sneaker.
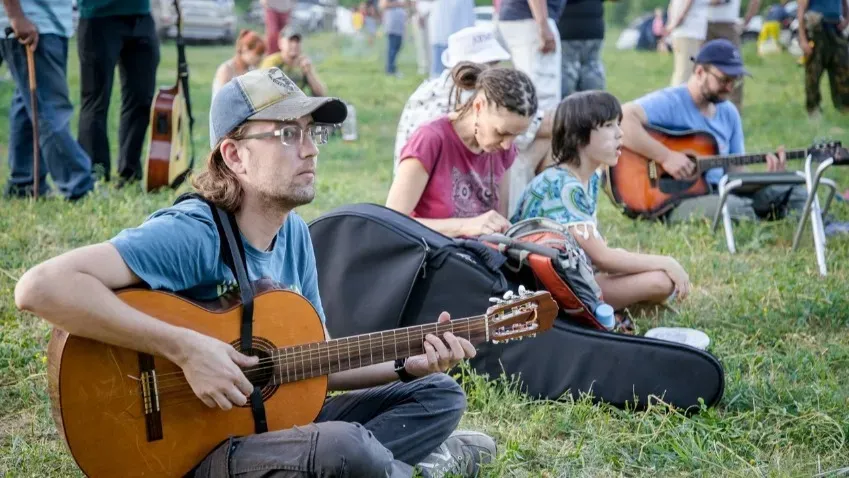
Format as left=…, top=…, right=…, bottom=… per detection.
left=417, top=430, right=496, bottom=478
left=645, top=327, right=711, bottom=350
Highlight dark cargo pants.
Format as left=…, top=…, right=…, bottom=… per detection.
left=192, top=373, right=466, bottom=477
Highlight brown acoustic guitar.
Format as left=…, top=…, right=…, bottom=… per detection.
left=47, top=286, right=557, bottom=477
left=603, top=125, right=843, bottom=220
left=143, top=0, right=194, bottom=193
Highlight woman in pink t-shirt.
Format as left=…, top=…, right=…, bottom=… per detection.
left=386, top=62, right=538, bottom=237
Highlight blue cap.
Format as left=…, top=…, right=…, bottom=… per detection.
left=209, top=67, right=347, bottom=149
left=691, top=39, right=751, bottom=78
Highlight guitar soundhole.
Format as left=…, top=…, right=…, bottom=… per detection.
left=229, top=336, right=280, bottom=401
left=242, top=348, right=274, bottom=389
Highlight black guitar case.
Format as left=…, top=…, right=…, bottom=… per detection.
left=308, top=203, right=725, bottom=412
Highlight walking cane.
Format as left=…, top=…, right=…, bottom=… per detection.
left=5, top=26, right=39, bottom=199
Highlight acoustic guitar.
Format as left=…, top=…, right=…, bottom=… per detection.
left=603, top=126, right=844, bottom=220
left=143, top=0, right=194, bottom=193
left=47, top=286, right=557, bottom=477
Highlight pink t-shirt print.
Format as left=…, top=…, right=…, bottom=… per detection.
left=398, top=116, right=517, bottom=220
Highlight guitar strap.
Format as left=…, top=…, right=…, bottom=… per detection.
left=175, top=0, right=195, bottom=169
left=172, top=192, right=268, bottom=434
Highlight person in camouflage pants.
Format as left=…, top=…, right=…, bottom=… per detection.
left=798, top=1, right=849, bottom=115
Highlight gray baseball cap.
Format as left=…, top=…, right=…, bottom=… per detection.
left=208, top=67, right=347, bottom=149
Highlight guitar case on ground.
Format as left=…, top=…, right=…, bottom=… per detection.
left=308, top=203, right=725, bottom=412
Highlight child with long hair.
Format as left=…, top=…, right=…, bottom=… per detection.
left=212, top=30, right=266, bottom=98
left=512, top=91, right=690, bottom=311
left=386, top=62, right=538, bottom=238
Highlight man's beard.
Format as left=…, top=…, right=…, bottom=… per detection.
left=265, top=184, right=315, bottom=210
left=704, top=92, right=726, bottom=104
left=701, top=85, right=727, bottom=104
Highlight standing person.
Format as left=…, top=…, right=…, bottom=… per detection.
left=386, top=62, right=539, bottom=237
left=497, top=0, right=567, bottom=111
left=557, top=0, right=608, bottom=97
left=261, top=0, right=294, bottom=55
left=14, top=67, right=497, bottom=478
left=705, top=0, right=760, bottom=114
left=413, top=0, right=433, bottom=75
left=428, top=0, right=476, bottom=78
left=664, top=0, right=710, bottom=86
left=0, top=0, right=94, bottom=201
left=381, top=0, right=410, bottom=76
left=76, top=0, right=160, bottom=186
left=797, top=0, right=849, bottom=118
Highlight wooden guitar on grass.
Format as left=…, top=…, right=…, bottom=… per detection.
left=143, top=0, right=194, bottom=192
left=603, top=125, right=844, bottom=220
left=47, top=285, right=557, bottom=477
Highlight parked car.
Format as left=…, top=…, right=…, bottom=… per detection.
left=160, top=0, right=237, bottom=44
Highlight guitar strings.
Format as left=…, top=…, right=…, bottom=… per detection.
left=148, top=318, right=495, bottom=385
left=150, top=308, right=541, bottom=391
left=149, top=321, right=499, bottom=392
left=136, top=321, right=497, bottom=402
left=148, top=321, right=500, bottom=406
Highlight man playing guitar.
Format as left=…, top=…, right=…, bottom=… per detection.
left=620, top=39, right=806, bottom=223
left=15, top=68, right=496, bottom=478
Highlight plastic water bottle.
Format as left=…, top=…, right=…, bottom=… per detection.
left=594, top=303, right=615, bottom=331
left=341, top=103, right=358, bottom=142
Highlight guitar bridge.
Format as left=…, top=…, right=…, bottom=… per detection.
left=649, top=161, right=658, bottom=188
left=139, top=353, right=163, bottom=442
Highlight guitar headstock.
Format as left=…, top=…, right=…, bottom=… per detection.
left=809, top=140, right=844, bottom=162
left=484, top=287, right=558, bottom=344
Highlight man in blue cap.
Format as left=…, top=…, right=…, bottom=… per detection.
left=621, top=39, right=806, bottom=223
left=15, top=67, right=496, bottom=478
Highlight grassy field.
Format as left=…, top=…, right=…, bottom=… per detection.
left=2, top=26, right=849, bottom=477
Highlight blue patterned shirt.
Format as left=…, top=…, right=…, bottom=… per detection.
left=511, top=167, right=602, bottom=239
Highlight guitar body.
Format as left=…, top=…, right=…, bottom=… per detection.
left=143, top=83, right=192, bottom=192
left=47, top=288, right=327, bottom=478
left=605, top=126, right=719, bottom=220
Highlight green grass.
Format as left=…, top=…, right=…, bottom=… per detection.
left=2, top=28, right=849, bottom=477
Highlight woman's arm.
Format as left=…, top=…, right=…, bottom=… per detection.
left=386, top=159, right=509, bottom=237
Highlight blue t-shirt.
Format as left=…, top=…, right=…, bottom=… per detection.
left=511, top=167, right=601, bottom=230
left=109, top=198, right=325, bottom=323
left=499, top=0, right=566, bottom=21
left=634, top=85, right=744, bottom=185
left=807, top=0, right=843, bottom=21
left=0, top=0, right=74, bottom=38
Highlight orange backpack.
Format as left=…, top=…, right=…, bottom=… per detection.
left=481, top=218, right=633, bottom=333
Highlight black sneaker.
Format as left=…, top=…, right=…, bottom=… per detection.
left=417, top=430, right=496, bottom=478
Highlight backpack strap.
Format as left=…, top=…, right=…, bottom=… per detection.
left=172, top=192, right=269, bottom=434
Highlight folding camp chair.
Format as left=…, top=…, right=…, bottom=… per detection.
left=711, top=153, right=840, bottom=276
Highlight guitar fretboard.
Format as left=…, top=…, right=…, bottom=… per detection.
left=269, top=316, right=490, bottom=385
left=698, top=149, right=809, bottom=171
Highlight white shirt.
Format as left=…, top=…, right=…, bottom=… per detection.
left=669, top=0, right=710, bottom=40
left=708, top=0, right=741, bottom=23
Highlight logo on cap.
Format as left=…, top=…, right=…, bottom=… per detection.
left=268, top=68, right=299, bottom=96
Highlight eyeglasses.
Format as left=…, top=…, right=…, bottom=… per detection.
left=707, top=69, right=744, bottom=88
left=240, top=123, right=334, bottom=146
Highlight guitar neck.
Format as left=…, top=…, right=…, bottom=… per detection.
left=270, top=316, right=490, bottom=384
left=698, top=148, right=809, bottom=171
